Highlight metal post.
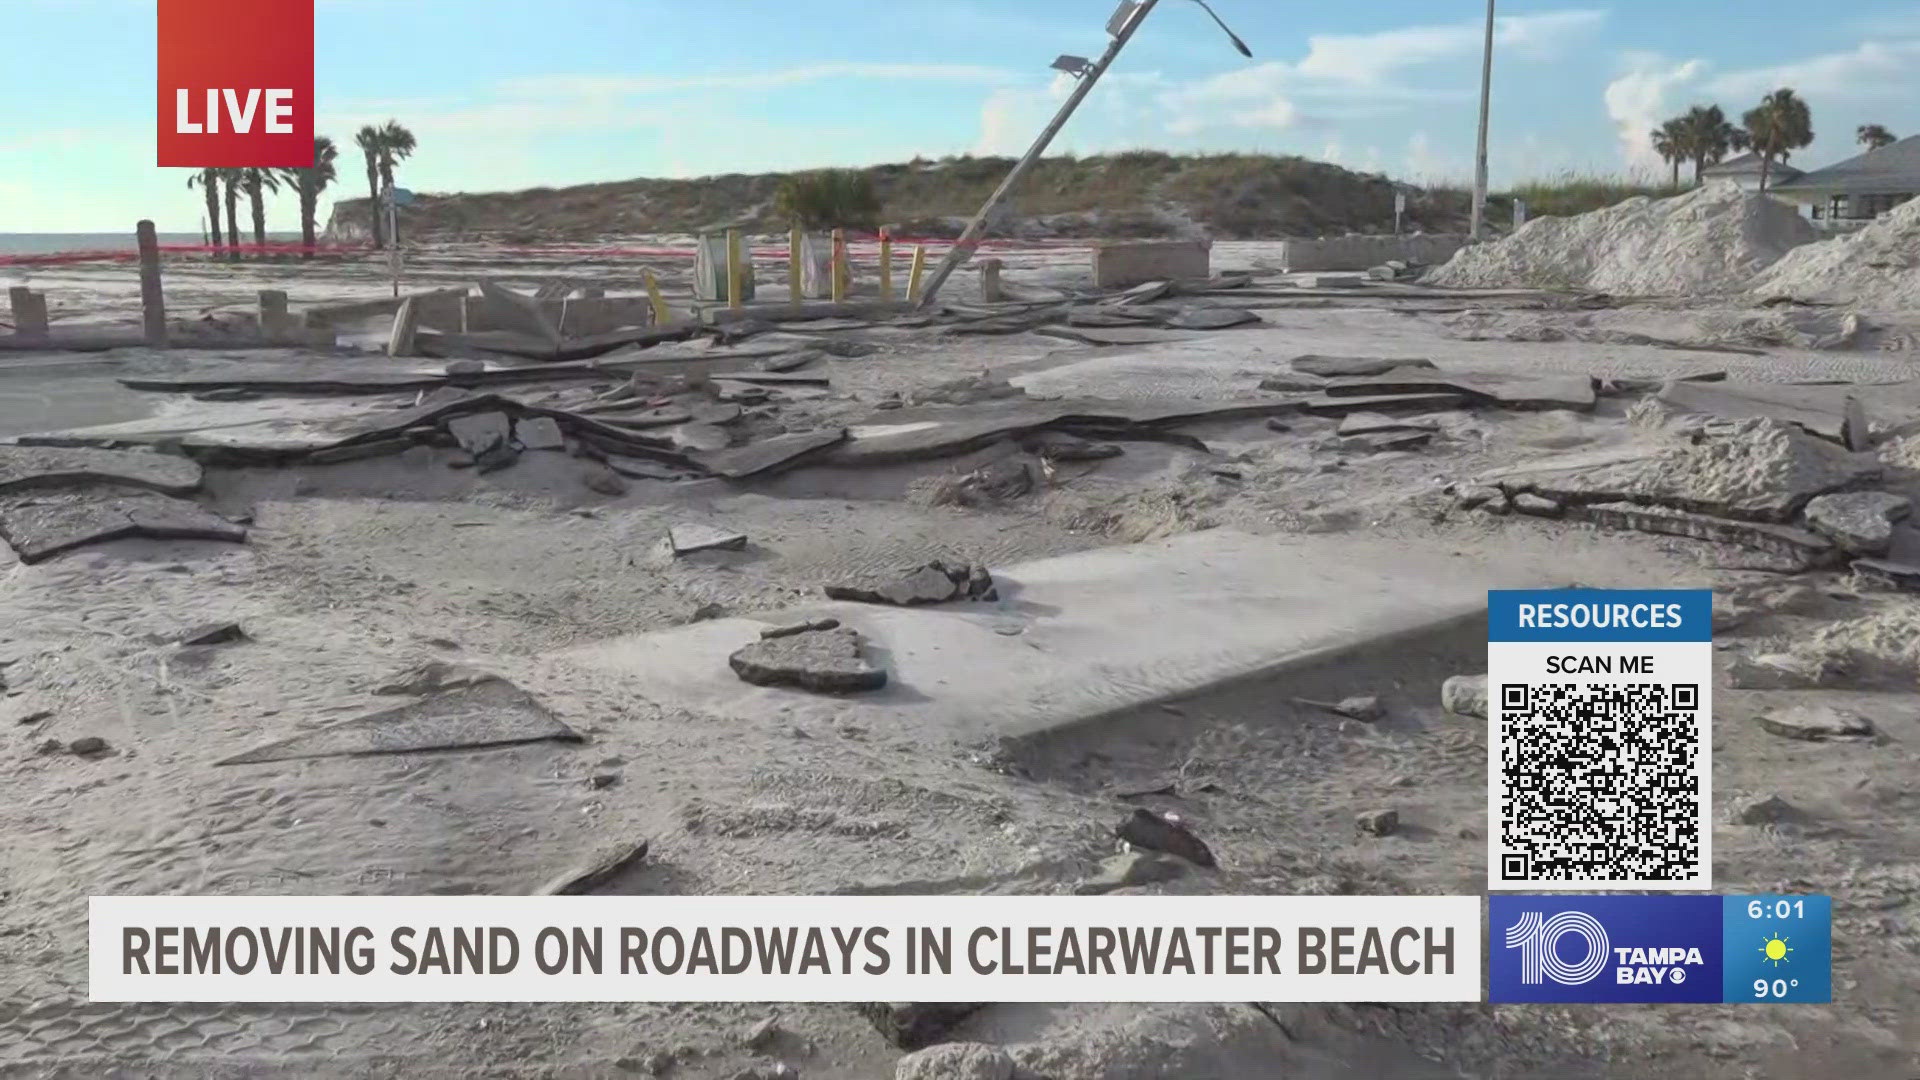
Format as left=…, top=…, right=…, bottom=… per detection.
left=726, top=228, right=744, bottom=311
left=386, top=187, right=402, bottom=297
left=1469, top=0, right=1495, bottom=242
left=915, top=0, right=1164, bottom=307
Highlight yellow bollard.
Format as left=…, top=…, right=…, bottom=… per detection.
left=643, top=269, right=670, bottom=326
left=725, top=228, right=744, bottom=311
left=906, top=245, right=928, bottom=303
left=878, top=229, right=893, bottom=302
left=830, top=228, right=847, bottom=303
left=788, top=222, right=803, bottom=305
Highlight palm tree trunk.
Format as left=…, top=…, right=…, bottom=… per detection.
left=365, top=163, right=384, bottom=249
left=249, top=183, right=267, bottom=250
left=201, top=176, right=222, bottom=256
left=224, top=185, right=241, bottom=259
left=300, top=190, right=317, bottom=258
left=1758, top=152, right=1771, bottom=194
left=1670, top=159, right=1679, bottom=187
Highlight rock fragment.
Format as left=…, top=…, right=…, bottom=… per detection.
left=447, top=411, right=512, bottom=457
left=669, top=523, right=748, bottom=555
left=894, top=1043, right=1014, bottom=1080
left=1726, top=652, right=1840, bottom=690
left=1852, top=557, right=1920, bottom=592
left=179, top=621, right=245, bottom=646
left=743, top=1017, right=783, bottom=1051
left=1803, top=491, right=1911, bottom=555
left=1756, top=704, right=1874, bottom=741
left=1441, top=674, right=1488, bottom=718
left=729, top=626, right=887, bottom=693
left=1115, top=808, right=1217, bottom=868
left=857, top=1002, right=987, bottom=1051
left=1291, top=355, right=1437, bottom=378
left=1733, top=794, right=1804, bottom=825
left=1356, top=809, right=1400, bottom=836
left=538, top=838, right=650, bottom=896
left=513, top=416, right=566, bottom=451
left=1074, top=851, right=1190, bottom=895
left=69, top=736, right=109, bottom=757
left=374, top=660, right=501, bottom=696
left=761, top=618, right=840, bottom=640
left=581, top=465, right=630, bottom=496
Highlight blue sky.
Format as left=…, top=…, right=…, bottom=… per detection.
left=4, top=0, right=1920, bottom=231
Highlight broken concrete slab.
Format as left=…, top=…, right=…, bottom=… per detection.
left=857, top=1003, right=987, bottom=1052
left=1756, top=704, right=1875, bottom=742
left=826, top=562, right=995, bottom=607
left=1851, top=557, right=1920, bottom=592
left=446, top=411, right=512, bottom=456
left=512, top=416, right=566, bottom=451
left=1442, top=674, right=1488, bottom=718
left=690, top=428, right=849, bottom=479
left=669, top=523, right=748, bottom=555
left=538, top=838, right=651, bottom=896
left=1726, top=652, right=1840, bottom=690
left=728, top=626, right=887, bottom=693
left=562, top=530, right=1633, bottom=743
left=476, top=280, right=563, bottom=347
left=1165, top=307, right=1261, bottom=330
left=0, top=488, right=247, bottom=564
left=0, top=445, right=202, bottom=497
left=1323, top=372, right=1597, bottom=411
left=1337, top=412, right=1442, bottom=437
left=1291, top=355, right=1437, bottom=378
left=668, top=423, right=732, bottom=453
left=1656, top=379, right=1856, bottom=444
left=1803, top=491, right=1911, bottom=555
left=218, top=679, right=580, bottom=765
left=178, top=622, right=245, bottom=647
left=1257, top=372, right=1328, bottom=393
left=1034, top=325, right=1203, bottom=348
left=1073, top=851, right=1190, bottom=895
left=1300, top=392, right=1472, bottom=416
left=1349, top=430, right=1435, bottom=452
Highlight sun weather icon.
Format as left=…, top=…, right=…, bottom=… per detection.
left=1759, top=933, right=1793, bottom=968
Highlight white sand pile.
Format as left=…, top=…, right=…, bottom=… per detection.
left=1750, top=197, right=1920, bottom=310
left=1426, top=183, right=1816, bottom=295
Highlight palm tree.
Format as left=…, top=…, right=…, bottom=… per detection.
left=281, top=135, right=338, bottom=259
left=219, top=168, right=244, bottom=259
left=241, top=168, right=280, bottom=252
left=1742, top=88, right=1814, bottom=192
left=355, top=124, right=384, bottom=248
left=372, top=120, right=417, bottom=246
left=1651, top=123, right=1682, bottom=187
left=187, top=168, right=223, bottom=256
left=1679, top=104, right=1740, bottom=183
left=1857, top=123, right=1897, bottom=150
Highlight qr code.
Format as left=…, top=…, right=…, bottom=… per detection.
left=1496, top=682, right=1704, bottom=884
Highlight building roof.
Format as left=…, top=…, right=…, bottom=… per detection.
left=1773, top=134, right=1920, bottom=195
left=1700, top=152, right=1799, bottom=179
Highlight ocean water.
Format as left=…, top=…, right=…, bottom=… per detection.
left=0, top=232, right=298, bottom=255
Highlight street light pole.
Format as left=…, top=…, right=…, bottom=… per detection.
left=1469, top=0, right=1495, bottom=241
left=913, top=0, right=1165, bottom=308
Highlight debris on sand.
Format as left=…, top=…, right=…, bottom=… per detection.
left=1115, top=808, right=1217, bottom=868
left=1852, top=558, right=1920, bottom=593
left=220, top=679, right=579, bottom=764
left=729, top=625, right=887, bottom=693
left=374, top=660, right=502, bottom=696
left=1426, top=184, right=1816, bottom=295
left=894, top=1042, right=1014, bottom=1080
left=68, top=736, right=109, bottom=757
left=538, top=837, right=651, bottom=896
left=1293, top=695, right=1384, bottom=721
left=1291, top=355, right=1436, bottom=378
left=668, top=523, right=748, bottom=555
left=858, top=1002, right=987, bottom=1052
left=1725, top=652, right=1841, bottom=690
left=761, top=617, right=840, bottom=640
left=1441, top=674, right=1488, bottom=718
left=910, top=371, right=1026, bottom=406
left=1756, top=704, right=1875, bottom=742
left=1733, top=794, right=1805, bottom=826
left=0, top=487, right=248, bottom=564
left=912, top=460, right=1033, bottom=508
left=1751, top=195, right=1920, bottom=309
left=825, top=561, right=996, bottom=606
left=1712, top=581, right=1821, bottom=631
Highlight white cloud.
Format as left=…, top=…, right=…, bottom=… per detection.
left=496, top=63, right=1013, bottom=100
left=1602, top=52, right=1705, bottom=170
left=1705, top=40, right=1920, bottom=101
left=1295, top=8, right=1606, bottom=85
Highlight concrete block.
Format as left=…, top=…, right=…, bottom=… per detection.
left=1092, top=240, right=1211, bottom=290
left=979, top=258, right=1004, bottom=302
left=8, top=287, right=49, bottom=339
left=136, top=220, right=167, bottom=347
left=1277, top=233, right=1468, bottom=273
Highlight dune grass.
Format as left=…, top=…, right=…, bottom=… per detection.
left=1498, top=171, right=1690, bottom=219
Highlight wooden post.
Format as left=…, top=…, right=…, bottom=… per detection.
left=830, top=229, right=847, bottom=303
left=725, top=228, right=744, bottom=311
left=788, top=222, right=803, bottom=304
left=136, top=220, right=168, bottom=347
left=643, top=270, right=670, bottom=326
left=258, top=289, right=290, bottom=341
left=979, top=258, right=1004, bottom=303
left=907, top=245, right=928, bottom=303
left=387, top=297, right=420, bottom=357
left=878, top=229, right=894, bottom=301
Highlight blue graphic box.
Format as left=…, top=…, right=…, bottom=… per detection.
left=1490, top=895, right=1831, bottom=1004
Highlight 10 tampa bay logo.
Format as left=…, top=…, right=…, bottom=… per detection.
left=1489, top=896, right=1723, bottom=1003
left=157, top=0, right=314, bottom=167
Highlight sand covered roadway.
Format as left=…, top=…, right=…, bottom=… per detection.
left=0, top=248, right=1918, bottom=1078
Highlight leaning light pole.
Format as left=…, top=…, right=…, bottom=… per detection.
left=1469, top=0, right=1495, bottom=241
left=914, top=0, right=1250, bottom=307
